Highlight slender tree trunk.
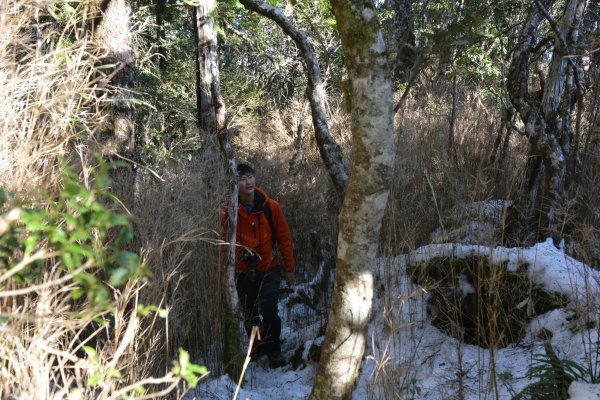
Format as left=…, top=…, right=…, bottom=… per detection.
left=310, top=1, right=395, bottom=399
left=583, top=80, right=599, bottom=161
left=155, top=0, right=167, bottom=74
left=238, top=0, right=349, bottom=199
left=219, top=130, right=242, bottom=379
left=449, top=71, right=458, bottom=162
left=93, top=0, right=135, bottom=156
left=391, top=0, right=414, bottom=83
left=191, top=0, right=240, bottom=377
left=194, top=0, right=226, bottom=134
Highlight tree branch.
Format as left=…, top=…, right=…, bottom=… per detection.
left=533, top=0, right=584, bottom=97
left=238, top=0, right=349, bottom=199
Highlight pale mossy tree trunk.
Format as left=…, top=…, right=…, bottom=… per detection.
left=507, top=0, right=588, bottom=241
left=310, top=1, right=394, bottom=398
left=220, top=140, right=243, bottom=380
left=194, top=0, right=226, bottom=134
left=92, top=0, right=135, bottom=156
left=192, top=0, right=242, bottom=379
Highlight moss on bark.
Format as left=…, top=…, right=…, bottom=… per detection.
left=223, top=309, right=242, bottom=380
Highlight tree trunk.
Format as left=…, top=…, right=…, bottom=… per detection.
left=220, top=135, right=242, bottom=379
left=449, top=71, right=458, bottom=162
left=310, top=2, right=395, bottom=399
left=238, top=0, right=349, bottom=200
left=194, top=0, right=226, bottom=134
left=192, top=0, right=240, bottom=377
left=391, top=0, right=415, bottom=83
left=155, top=0, right=168, bottom=74
left=93, top=0, right=135, bottom=156
left=507, top=0, right=587, bottom=241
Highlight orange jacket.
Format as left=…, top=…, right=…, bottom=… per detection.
left=221, top=187, right=295, bottom=274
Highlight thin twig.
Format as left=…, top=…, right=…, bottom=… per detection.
left=233, top=325, right=261, bottom=400
left=0, top=261, right=93, bottom=298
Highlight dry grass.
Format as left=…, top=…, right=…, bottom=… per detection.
left=369, top=74, right=600, bottom=398
left=125, top=146, right=229, bottom=375
left=3, top=1, right=600, bottom=398
left=0, top=1, right=209, bottom=398
left=231, top=98, right=349, bottom=283
left=0, top=1, right=111, bottom=193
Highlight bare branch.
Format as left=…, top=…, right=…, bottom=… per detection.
left=238, top=0, right=349, bottom=198
left=533, top=0, right=585, bottom=96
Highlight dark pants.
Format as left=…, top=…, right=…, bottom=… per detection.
left=236, top=267, right=281, bottom=356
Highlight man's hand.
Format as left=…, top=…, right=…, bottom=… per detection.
left=283, top=271, right=295, bottom=286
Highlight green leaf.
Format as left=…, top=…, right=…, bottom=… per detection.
left=179, top=348, right=190, bottom=366
left=63, top=181, right=82, bottom=196
left=115, top=226, right=133, bottom=247
left=50, top=227, right=67, bottom=244
left=188, top=364, right=209, bottom=376
left=87, top=371, right=101, bottom=387
left=83, top=345, right=98, bottom=361
left=62, top=252, right=75, bottom=270
left=0, top=189, right=8, bottom=206
left=173, top=348, right=208, bottom=388
left=115, top=250, right=139, bottom=272
left=71, top=288, right=84, bottom=300
left=109, top=267, right=131, bottom=287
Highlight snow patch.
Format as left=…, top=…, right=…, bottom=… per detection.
left=569, top=382, right=600, bottom=399
left=188, top=240, right=600, bottom=399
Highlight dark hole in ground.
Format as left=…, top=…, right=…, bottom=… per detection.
left=408, top=256, right=569, bottom=348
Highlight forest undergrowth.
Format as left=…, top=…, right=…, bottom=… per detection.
left=2, top=0, right=600, bottom=399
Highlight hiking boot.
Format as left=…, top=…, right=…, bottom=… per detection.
left=268, top=352, right=286, bottom=368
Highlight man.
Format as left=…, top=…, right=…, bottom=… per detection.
left=221, top=163, right=295, bottom=368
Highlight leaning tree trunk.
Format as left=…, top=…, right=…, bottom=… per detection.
left=93, top=0, right=135, bottom=157
left=310, top=1, right=395, bottom=399
left=507, top=0, right=587, bottom=241
left=238, top=0, right=349, bottom=200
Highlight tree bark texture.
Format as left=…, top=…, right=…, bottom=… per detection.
left=391, top=0, right=415, bottom=83
left=194, top=0, right=226, bottom=134
left=217, top=129, right=243, bottom=378
left=238, top=0, right=349, bottom=199
left=507, top=0, right=587, bottom=240
left=310, top=1, right=394, bottom=399
left=155, top=0, right=168, bottom=73
left=93, top=0, right=135, bottom=156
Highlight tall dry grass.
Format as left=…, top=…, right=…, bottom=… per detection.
left=0, top=2, right=102, bottom=192
left=0, top=1, right=211, bottom=398
left=124, top=147, right=229, bottom=375
left=369, top=72, right=600, bottom=398
left=3, top=1, right=599, bottom=398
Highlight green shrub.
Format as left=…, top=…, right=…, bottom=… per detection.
left=0, top=160, right=142, bottom=310
left=515, top=343, right=589, bottom=400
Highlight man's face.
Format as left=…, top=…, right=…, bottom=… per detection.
left=239, top=173, right=255, bottom=196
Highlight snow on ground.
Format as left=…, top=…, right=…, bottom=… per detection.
left=186, top=240, right=600, bottom=399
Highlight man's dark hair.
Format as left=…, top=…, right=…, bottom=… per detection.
left=237, top=163, right=255, bottom=176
